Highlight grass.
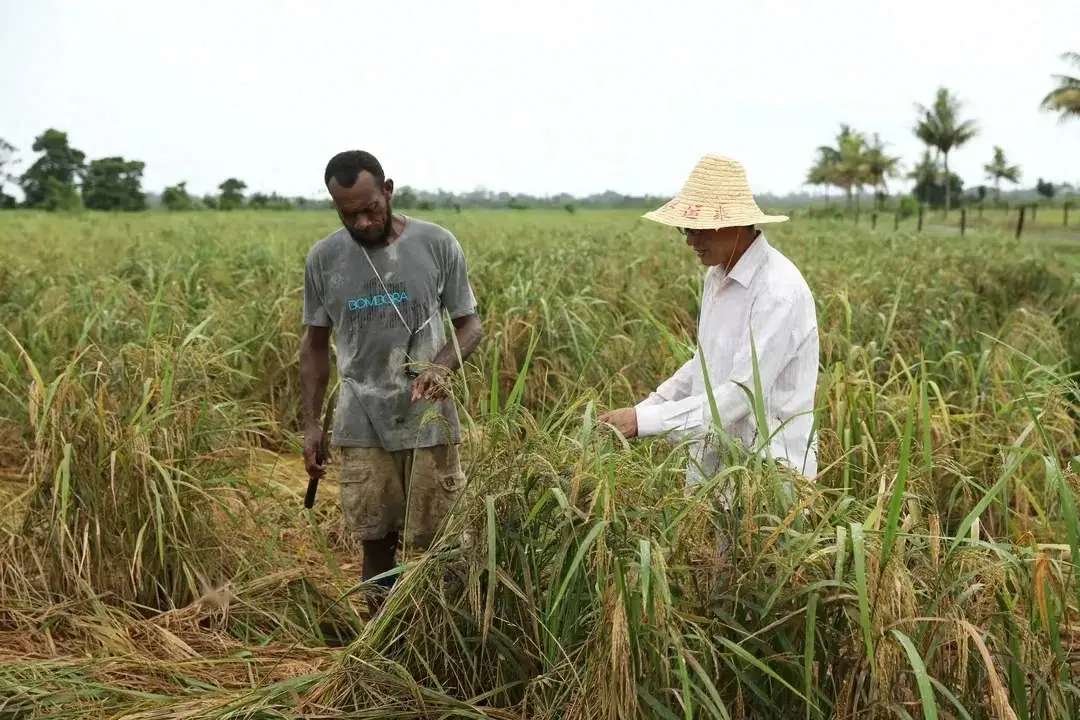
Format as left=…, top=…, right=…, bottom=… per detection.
left=803, top=204, right=1080, bottom=241
left=0, top=208, right=1079, bottom=718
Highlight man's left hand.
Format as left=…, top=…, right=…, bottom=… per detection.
left=598, top=407, right=638, bottom=438
left=411, top=368, right=450, bottom=402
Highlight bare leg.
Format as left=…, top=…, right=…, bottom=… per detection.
left=362, top=531, right=399, bottom=588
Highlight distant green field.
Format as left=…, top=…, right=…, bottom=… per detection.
left=1, top=210, right=1078, bottom=719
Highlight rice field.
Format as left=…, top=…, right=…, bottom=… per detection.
left=0, top=209, right=1078, bottom=719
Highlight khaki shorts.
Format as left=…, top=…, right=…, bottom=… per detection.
left=337, top=444, right=467, bottom=549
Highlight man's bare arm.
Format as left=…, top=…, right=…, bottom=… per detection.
left=300, top=325, right=331, bottom=431
left=431, top=313, right=483, bottom=373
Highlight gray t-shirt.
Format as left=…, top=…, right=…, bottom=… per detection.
left=303, top=216, right=477, bottom=452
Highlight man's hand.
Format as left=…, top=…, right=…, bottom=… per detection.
left=303, top=425, right=327, bottom=481
left=411, top=367, right=451, bottom=402
left=598, top=407, right=639, bottom=438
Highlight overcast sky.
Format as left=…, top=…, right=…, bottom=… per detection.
left=2, top=0, right=1078, bottom=200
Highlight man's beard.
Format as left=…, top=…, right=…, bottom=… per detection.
left=349, top=200, right=394, bottom=246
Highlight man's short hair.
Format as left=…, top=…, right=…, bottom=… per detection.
left=324, top=150, right=385, bottom=188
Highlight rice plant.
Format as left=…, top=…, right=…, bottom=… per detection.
left=0, top=209, right=1077, bottom=718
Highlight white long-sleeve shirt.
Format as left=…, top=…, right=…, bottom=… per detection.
left=635, top=232, right=819, bottom=486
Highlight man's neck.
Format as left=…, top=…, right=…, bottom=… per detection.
left=720, top=230, right=760, bottom=272
left=388, top=213, right=406, bottom=242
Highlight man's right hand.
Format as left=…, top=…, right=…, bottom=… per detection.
left=304, top=426, right=327, bottom=481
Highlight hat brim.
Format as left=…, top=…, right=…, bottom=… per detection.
left=642, top=207, right=789, bottom=229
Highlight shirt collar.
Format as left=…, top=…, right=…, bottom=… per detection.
left=725, top=231, right=770, bottom=288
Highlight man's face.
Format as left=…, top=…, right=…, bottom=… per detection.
left=328, top=172, right=394, bottom=246
left=682, top=225, right=747, bottom=267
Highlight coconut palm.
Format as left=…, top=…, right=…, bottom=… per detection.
left=1040, top=51, right=1080, bottom=122
left=912, top=88, right=979, bottom=214
left=808, top=126, right=888, bottom=210
left=863, top=134, right=901, bottom=209
left=913, top=111, right=938, bottom=158
left=806, top=148, right=837, bottom=205
left=907, top=150, right=940, bottom=205
left=817, top=124, right=870, bottom=209
left=982, top=146, right=1021, bottom=203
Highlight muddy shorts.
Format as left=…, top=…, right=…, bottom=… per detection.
left=337, top=444, right=467, bottom=549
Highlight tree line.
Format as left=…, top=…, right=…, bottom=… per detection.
left=806, top=52, right=1080, bottom=213
left=0, top=130, right=313, bottom=212
left=3, top=53, right=1076, bottom=214
left=0, top=129, right=669, bottom=213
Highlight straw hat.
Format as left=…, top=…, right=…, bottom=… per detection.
left=643, top=154, right=788, bottom=230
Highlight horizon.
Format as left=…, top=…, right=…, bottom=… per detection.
left=2, top=0, right=1079, bottom=201
left=124, top=183, right=1071, bottom=208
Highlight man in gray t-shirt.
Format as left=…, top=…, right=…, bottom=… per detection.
left=300, top=150, right=482, bottom=595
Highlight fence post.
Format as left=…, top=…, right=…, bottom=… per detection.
left=917, top=205, right=924, bottom=232
left=979, top=204, right=984, bottom=219
left=1064, top=203, right=1069, bottom=227
left=894, top=212, right=900, bottom=231
left=1031, top=204, right=1037, bottom=224
left=960, top=209, right=966, bottom=236
left=1016, top=207, right=1025, bottom=239
left=871, top=212, right=878, bottom=229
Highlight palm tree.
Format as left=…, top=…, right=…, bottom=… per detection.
left=913, top=111, right=938, bottom=159
left=816, top=124, right=870, bottom=209
left=982, top=146, right=1021, bottom=203
left=863, top=133, right=901, bottom=209
left=807, top=126, right=882, bottom=211
left=912, top=87, right=979, bottom=214
left=907, top=150, right=940, bottom=205
left=1040, top=51, right=1080, bottom=123
left=806, top=148, right=837, bottom=205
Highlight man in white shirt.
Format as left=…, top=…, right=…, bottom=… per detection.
left=599, top=154, right=819, bottom=491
